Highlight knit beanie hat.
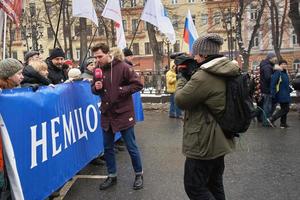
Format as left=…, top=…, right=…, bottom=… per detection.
left=24, top=50, right=39, bottom=64
left=83, top=57, right=95, bottom=69
left=68, top=68, right=81, bottom=80
left=192, top=33, right=224, bottom=56
left=123, top=47, right=133, bottom=57
left=0, top=58, right=23, bottom=79
left=49, top=48, right=65, bottom=60
left=266, top=52, right=276, bottom=60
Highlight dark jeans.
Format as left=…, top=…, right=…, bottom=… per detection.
left=271, top=103, right=290, bottom=125
left=169, top=94, right=182, bottom=117
left=103, top=126, right=143, bottom=176
left=184, top=156, right=225, bottom=200
left=262, top=94, right=273, bottom=126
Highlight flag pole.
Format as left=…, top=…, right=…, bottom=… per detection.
left=53, top=0, right=64, bottom=48
left=128, top=19, right=141, bottom=50
left=2, top=13, right=7, bottom=60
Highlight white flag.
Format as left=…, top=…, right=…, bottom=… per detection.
left=72, top=0, right=99, bottom=26
left=141, top=0, right=176, bottom=44
left=102, top=0, right=126, bottom=49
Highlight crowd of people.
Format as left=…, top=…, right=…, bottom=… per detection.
left=0, top=33, right=300, bottom=199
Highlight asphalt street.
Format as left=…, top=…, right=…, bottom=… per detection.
left=61, top=110, right=300, bottom=200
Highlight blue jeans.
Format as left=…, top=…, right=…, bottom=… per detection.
left=169, top=94, right=182, bottom=117
left=262, top=94, right=273, bottom=125
left=103, top=126, right=143, bottom=176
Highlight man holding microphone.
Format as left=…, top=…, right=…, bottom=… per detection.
left=91, top=44, right=144, bottom=190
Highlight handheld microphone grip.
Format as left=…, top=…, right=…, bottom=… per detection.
left=94, top=68, right=103, bottom=82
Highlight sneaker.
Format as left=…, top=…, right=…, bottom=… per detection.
left=266, top=118, right=275, bottom=128
left=133, top=174, right=143, bottom=190
left=99, top=177, right=117, bottom=190
left=280, top=124, right=289, bottom=129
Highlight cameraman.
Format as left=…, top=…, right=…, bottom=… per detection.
left=174, top=33, right=239, bottom=200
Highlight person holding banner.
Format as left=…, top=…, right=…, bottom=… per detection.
left=0, top=58, right=24, bottom=199
left=91, top=44, right=144, bottom=190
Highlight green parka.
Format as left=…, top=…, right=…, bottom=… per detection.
left=175, top=57, right=240, bottom=160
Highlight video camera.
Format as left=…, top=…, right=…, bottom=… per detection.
left=173, top=54, right=198, bottom=80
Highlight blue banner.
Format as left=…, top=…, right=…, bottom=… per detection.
left=0, top=81, right=143, bottom=200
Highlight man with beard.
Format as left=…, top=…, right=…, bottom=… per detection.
left=46, top=48, right=67, bottom=84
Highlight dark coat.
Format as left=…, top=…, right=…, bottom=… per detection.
left=91, top=60, right=143, bottom=133
left=21, top=65, right=52, bottom=87
left=46, top=58, right=67, bottom=84
left=259, top=59, right=274, bottom=94
left=271, top=69, right=292, bottom=103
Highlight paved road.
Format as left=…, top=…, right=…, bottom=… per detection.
left=61, top=111, right=300, bottom=200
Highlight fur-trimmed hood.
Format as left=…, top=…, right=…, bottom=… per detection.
left=200, top=57, right=240, bottom=77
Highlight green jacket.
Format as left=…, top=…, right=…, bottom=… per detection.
left=175, top=57, right=240, bottom=160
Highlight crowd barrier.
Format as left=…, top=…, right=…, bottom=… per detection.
left=0, top=81, right=144, bottom=200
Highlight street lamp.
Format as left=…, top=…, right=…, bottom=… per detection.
left=223, top=9, right=236, bottom=60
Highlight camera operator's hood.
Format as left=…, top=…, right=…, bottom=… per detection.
left=200, top=57, right=240, bottom=77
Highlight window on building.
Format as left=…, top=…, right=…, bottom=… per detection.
left=250, top=4, right=258, bottom=20
left=292, top=30, right=297, bottom=45
left=87, top=25, right=93, bottom=36
left=171, top=0, right=178, bottom=4
left=293, top=59, right=300, bottom=71
left=123, top=20, right=127, bottom=32
left=47, top=27, right=53, bottom=39
left=173, top=41, right=180, bottom=52
left=214, top=12, right=221, bottom=25
left=253, top=33, right=259, bottom=47
left=172, top=15, right=179, bottom=29
left=188, top=0, right=195, bottom=3
left=76, top=48, right=81, bottom=60
left=10, top=29, right=16, bottom=41
left=74, top=26, right=80, bottom=36
left=98, top=25, right=104, bottom=36
left=132, top=43, right=139, bottom=55
left=29, top=3, right=36, bottom=16
left=145, top=42, right=151, bottom=54
left=120, top=0, right=125, bottom=8
left=132, top=19, right=139, bottom=33
left=131, top=0, right=137, bottom=7
left=45, top=1, right=52, bottom=15
left=201, top=14, right=208, bottom=25
left=12, top=51, right=18, bottom=59
left=192, top=15, right=196, bottom=25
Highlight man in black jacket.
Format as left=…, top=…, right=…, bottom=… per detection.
left=259, top=52, right=277, bottom=126
left=46, top=48, right=67, bottom=84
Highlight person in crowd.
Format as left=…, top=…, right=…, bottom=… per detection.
left=123, top=47, right=134, bottom=67
left=166, top=60, right=182, bottom=118
left=46, top=48, right=67, bottom=84
left=24, top=50, right=41, bottom=66
left=267, top=60, right=293, bottom=128
left=91, top=44, right=144, bottom=190
left=175, top=34, right=238, bottom=200
left=259, top=52, right=277, bottom=127
left=21, top=60, right=52, bottom=87
left=81, top=57, right=96, bottom=81
left=65, top=68, right=82, bottom=82
left=0, top=58, right=24, bottom=199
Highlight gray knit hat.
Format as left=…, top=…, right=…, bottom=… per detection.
left=192, top=33, right=224, bottom=56
left=0, top=58, right=23, bottom=79
left=24, top=50, right=39, bottom=64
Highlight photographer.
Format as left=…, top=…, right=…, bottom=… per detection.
left=174, top=33, right=239, bottom=200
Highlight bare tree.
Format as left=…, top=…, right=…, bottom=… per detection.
left=288, top=0, right=300, bottom=44
left=268, top=0, right=288, bottom=60
left=236, top=0, right=267, bottom=71
left=147, top=23, right=163, bottom=94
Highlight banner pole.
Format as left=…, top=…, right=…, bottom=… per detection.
left=2, top=13, right=7, bottom=60
left=53, top=0, right=64, bottom=49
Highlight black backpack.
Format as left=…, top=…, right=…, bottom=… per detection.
left=209, top=72, right=256, bottom=138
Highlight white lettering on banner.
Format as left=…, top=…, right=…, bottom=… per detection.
left=30, top=122, right=48, bottom=169
left=30, top=104, right=99, bottom=169
left=51, top=117, right=62, bottom=157
left=86, top=105, right=98, bottom=132
left=62, top=112, right=77, bottom=149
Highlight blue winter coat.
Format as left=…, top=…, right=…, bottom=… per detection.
left=260, top=59, right=274, bottom=94
left=271, top=69, right=292, bottom=103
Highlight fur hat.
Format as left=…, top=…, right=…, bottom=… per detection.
left=192, top=33, right=224, bottom=56
left=68, top=68, right=81, bottom=80
left=0, top=58, right=23, bottom=79
left=49, top=48, right=65, bottom=60
left=123, top=47, right=133, bottom=57
left=24, top=50, right=39, bottom=64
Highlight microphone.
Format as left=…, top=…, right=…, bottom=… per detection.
left=94, top=68, right=103, bottom=82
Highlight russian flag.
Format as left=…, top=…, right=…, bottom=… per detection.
left=183, top=10, right=199, bottom=54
